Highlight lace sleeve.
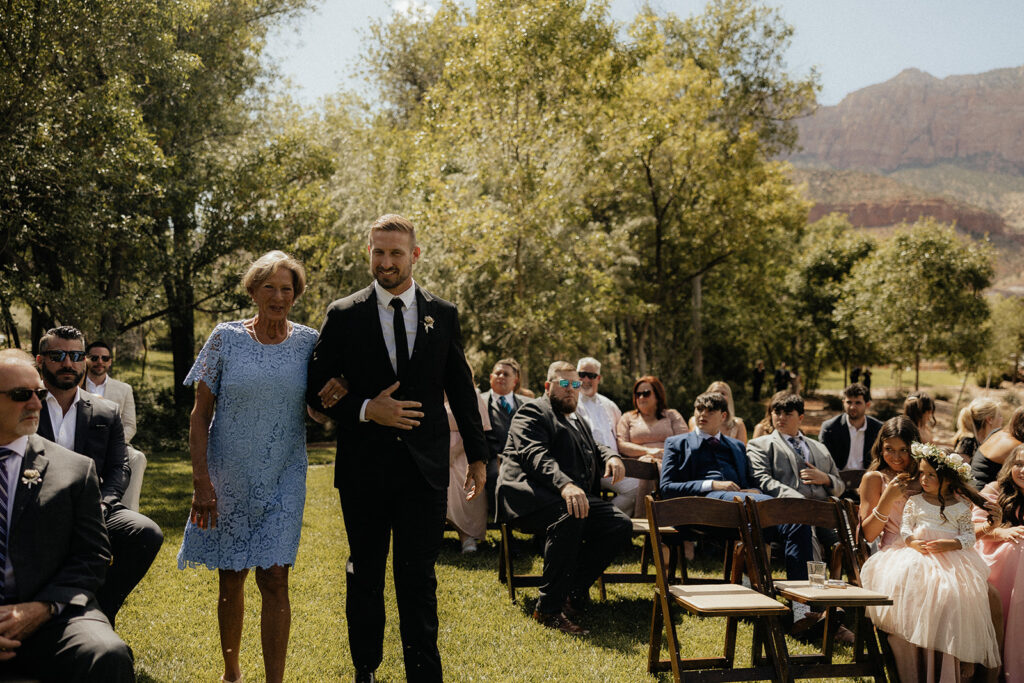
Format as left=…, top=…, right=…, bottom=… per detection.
left=183, top=324, right=226, bottom=395
left=900, top=496, right=919, bottom=541
left=955, top=504, right=976, bottom=549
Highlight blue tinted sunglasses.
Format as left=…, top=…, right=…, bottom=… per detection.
left=555, top=379, right=582, bottom=389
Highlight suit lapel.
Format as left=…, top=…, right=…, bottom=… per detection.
left=11, top=438, right=49, bottom=528
left=74, top=397, right=92, bottom=455
left=37, top=405, right=54, bottom=441
left=408, top=286, right=433, bottom=374
left=772, top=430, right=803, bottom=476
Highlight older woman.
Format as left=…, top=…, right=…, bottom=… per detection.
left=179, top=251, right=319, bottom=683
left=616, top=375, right=687, bottom=517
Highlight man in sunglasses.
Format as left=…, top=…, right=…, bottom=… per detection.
left=0, top=348, right=134, bottom=681
left=496, top=361, right=631, bottom=635
left=84, top=340, right=147, bottom=511
left=35, top=327, right=163, bottom=628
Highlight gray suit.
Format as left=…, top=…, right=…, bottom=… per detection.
left=1, top=435, right=134, bottom=681
left=747, top=430, right=844, bottom=500
left=88, top=376, right=146, bottom=511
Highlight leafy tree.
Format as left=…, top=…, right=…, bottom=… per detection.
left=835, top=220, right=994, bottom=390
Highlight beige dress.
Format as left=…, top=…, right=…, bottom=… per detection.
left=446, top=393, right=492, bottom=540
left=616, top=409, right=688, bottom=517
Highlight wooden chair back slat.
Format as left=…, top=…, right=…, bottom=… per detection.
left=647, top=495, right=745, bottom=530
left=621, top=457, right=660, bottom=481
left=748, top=496, right=839, bottom=530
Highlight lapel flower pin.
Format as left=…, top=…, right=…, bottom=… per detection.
left=422, top=316, right=435, bottom=333
left=21, top=469, right=42, bottom=488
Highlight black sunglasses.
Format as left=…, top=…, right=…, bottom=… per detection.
left=577, top=371, right=599, bottom=380
left=635, top=389, right=653, bottom=398
left=42, top=350, right=87, bottom=363
left=1, top=388, right=48, bottom=402
left=88, top=354, right=112, bottom=362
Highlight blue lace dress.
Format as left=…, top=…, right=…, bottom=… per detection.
left=177, top=321, right=318, bottom=571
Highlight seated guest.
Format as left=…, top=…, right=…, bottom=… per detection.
left=84, top=340, right=147, bottom=511
left=0, top=349, right=134, bottom=681
left=575, top=356, right=637, bottom=515
left=954, top=397, right=1003, bottom=462
left=818, top=383, right=881, bottom=471
left=35, top=327, right=163, bottom=627
left=616, top=375, right=687, bottom=517
left=446, top=389, right=492, bottom=553
left=660, top=391, right=813, bottom=583
left=688, top=380, right=747, bottom=444
left=751, top=391, right=786, bottom=439
left=972, top=405, right=1024, bottom=490
left=496, top=361, right=631, bottom=635
left=480, top=358, right=522, bottom=509
left=902, top=393, right=937, bottom=444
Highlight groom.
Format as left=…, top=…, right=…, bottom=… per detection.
left=307, top=214, right=487, bottom=682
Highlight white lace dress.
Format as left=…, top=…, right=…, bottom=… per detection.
left=177, top=321, right=317, bottom=570
left=862, top=494, right=1000, bottom=669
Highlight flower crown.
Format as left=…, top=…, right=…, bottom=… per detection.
left=910, top=441, right=972, bottom=483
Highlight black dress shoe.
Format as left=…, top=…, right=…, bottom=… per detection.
left=354, top=670, right=376, bottom=683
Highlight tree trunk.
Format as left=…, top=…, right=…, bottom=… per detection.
left=691, top=273, right=703, bottom=385
left=914, top=352, right=921, bottom=391
left=955, top=371, right=970, bottom=419
left=164, top=277, right=196, bottom=411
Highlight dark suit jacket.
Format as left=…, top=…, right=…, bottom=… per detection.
left=818, top=413, right=882, bottom=470
left=10, top=435, right=110, bottom=609
left=495, top=396, right=616, bottom=521
left=480, top=389, right=520, bottom=460
left=660, top=431, right=753, bottom=498
left=38, top=393, right=130, bottom=507
left=306, top=283, right=487, bottom=490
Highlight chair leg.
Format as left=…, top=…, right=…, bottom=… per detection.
left=723, top=540, right=734, bottom=582
left=639, top=534, right=651, bottom=576
left=765, top=616, right=794, bottom=683
left=647, top=595, right=664, bottom=674
left=597, top=574, right=607, bottom=601
left=723, top=616, right=738, bottom=667
left=500, top=524, right=517, bottom=603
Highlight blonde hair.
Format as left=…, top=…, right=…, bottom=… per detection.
left=242, top=251, right=306, bottom=298
left=705, top=380, right=739, bottom=429
left=953, top=397, right=1001, bottom=444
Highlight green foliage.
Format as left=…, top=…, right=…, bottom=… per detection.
left=835, top=219, right=994, bottom=388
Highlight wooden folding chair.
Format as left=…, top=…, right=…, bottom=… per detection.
left=741, top=496, right=890, bottom=682
left=496, top=521, right=543, bottom=603
left=839, top=469, right=866, bottom=503
left=645, top=495, right=792, bottom=682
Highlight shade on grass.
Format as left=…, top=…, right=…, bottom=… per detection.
left=119, top=449, right=865, bottom=682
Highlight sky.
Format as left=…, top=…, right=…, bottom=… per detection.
left=264, top=0, right=1024, bottom=107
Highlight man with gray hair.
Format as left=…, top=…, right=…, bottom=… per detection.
left=496, top=361, right=631, bottom=635
left=575, top=357, right=637, bottom=515
left=0, top=348, right=134, bottom=681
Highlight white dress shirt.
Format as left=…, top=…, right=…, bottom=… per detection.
left=845, top=418, right=868, bottom=470
left=85, top=376, right=107, bottom=397
left=0, top=436, right=27, bottom=596
left=360, top=279, right=419, bottom=422
left=577, top=392, right=620, bottom=453
left=45, top=388, right=82, bottom=451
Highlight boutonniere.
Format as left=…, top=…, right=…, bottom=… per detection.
left=21, top=469, right=42, bottom=488
left=422, top=316, right=435, bottom=333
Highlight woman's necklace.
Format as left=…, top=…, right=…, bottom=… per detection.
left=247, top=317, right=289, bottom=345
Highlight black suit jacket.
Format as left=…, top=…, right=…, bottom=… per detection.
left=818, top=413, right=882, bottom=470
left=307, top=282, right=488, bottom=490
left=9, top=435, right=110, bottom=608
left=38, top=393, right=130, bottom=507
left=480, top=389, right=520, bottom=461
left=496, top=395, right=616, bottom=521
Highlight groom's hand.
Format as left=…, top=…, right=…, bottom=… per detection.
left=464, top=460, right=487, bottom=501
left=365, top=382, right=424, bottom=429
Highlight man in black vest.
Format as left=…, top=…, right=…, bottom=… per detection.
left=496, top=361, right=631, bottom=635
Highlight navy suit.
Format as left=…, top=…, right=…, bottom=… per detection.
left=661, top=431, right=811, bottom=580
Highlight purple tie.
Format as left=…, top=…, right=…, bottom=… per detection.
left=0, top=448, right=12, bottom=600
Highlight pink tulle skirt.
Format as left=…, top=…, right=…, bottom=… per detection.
left=976, top=529, right=1024, bottom=679
left=862, top=525, right=1000, bottom=669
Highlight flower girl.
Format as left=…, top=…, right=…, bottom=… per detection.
left=861, top=443, right=1000, bottom=681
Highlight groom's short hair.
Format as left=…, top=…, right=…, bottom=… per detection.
left=369, top=214, right=416, bottom=245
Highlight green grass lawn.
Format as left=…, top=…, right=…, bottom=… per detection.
left=117, top=449, right=870, bottom=682
left=816, top=364, right=969, bottom=392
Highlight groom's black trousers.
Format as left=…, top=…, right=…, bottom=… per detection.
left=338, top=441, right=447, bottom=682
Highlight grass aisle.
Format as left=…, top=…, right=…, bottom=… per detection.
left=119, top=449, right=865, bottom=682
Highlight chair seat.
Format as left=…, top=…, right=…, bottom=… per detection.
left=668, top=583, right=789, bottom=615
left=774, top=580, right=891, bottom=607
left=631, top=518, right=677, bottom=535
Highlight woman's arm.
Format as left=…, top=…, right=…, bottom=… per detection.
left=188, top=381, right=218, bottom=529
left=859, top=471, right=907, bottom=543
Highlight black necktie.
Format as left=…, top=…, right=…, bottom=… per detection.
left=389, top=297, right=409, bottom=379
left=0, top=448, right=12, bottom=599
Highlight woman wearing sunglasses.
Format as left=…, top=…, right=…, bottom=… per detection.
left=615, top=375, right=687, bottom=517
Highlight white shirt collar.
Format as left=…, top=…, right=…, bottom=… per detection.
left=494, top=390, right=516, bottom=403
left=374, top=279, right=417, bottom=310
left=696, top=428, right=722, bottom=441
left=45, top=386, right=82, bottom=415
left=85, top=376, right=107, bottom=395
left=0, top=436, right=28, bottom=458
left=846, top=416, right=868, bottom=434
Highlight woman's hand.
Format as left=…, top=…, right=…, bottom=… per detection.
left=191, top=478, right=218, bottom=530
left=991, top=526, right=1024, bottom=544
left=878, top=472, right=911, bottom=510
left=318, top=376, right=348, bottom=409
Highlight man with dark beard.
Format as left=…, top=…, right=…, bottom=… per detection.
left=36, top=327, right=162, bottom=626
left=495, top=361, right=631, bottom=635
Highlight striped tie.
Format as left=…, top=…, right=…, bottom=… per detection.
left=0, top=448, right=12, bottom=600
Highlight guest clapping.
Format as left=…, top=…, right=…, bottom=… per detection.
left=178, top=251, right=318, bottom=683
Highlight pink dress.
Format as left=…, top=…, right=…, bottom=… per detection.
left=973, top=482, right=1024, bottom=680
left=616, top=409, right=687, bottom=517
left=445, top=393, right=491, bottom=540
left=862, top=495, right=1000, bottom=672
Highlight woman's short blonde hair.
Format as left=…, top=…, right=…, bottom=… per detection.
left=242, top=251, right=306, bottom=298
